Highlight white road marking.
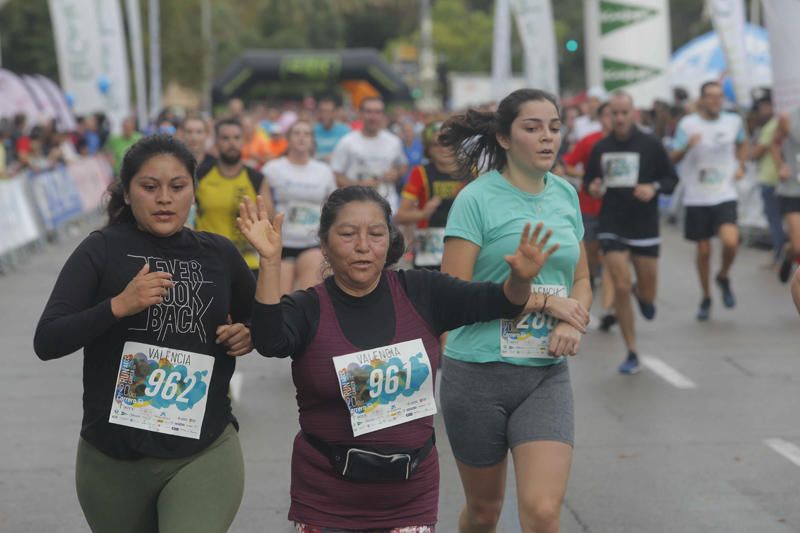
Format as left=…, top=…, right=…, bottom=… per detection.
left=764, top=438, right=800, bottom=468
left=230, top=371, right=243, bottom=402
left=640, top=355, right=697, bottom=389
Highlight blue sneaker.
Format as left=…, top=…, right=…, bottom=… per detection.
left=696, top=298, right=711, bottom=321
left=715, top=276, right=736, bottom=308
left=632, top=284, right=656, bottom=320
left=618, top=352, right=641, bottom=375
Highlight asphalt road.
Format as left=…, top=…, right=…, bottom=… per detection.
left=1, top=223, right=798, bottom=533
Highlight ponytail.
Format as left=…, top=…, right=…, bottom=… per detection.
left=439, top=109, right=500, bottom=180
left=105, top=180, right=136, bottom=226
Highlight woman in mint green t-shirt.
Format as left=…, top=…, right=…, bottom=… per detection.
left=438, top=89, right=591, bottom=533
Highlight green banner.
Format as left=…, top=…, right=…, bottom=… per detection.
left=602, top=57, right=661, bottom=91
left=279, top=55, right=342, bottom=80
left=600, top=0, right=657, bottom=35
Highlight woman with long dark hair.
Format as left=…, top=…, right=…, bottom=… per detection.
left=438, top=89, right=592, bottom=533
left=35, top=135, right=256, bottom=532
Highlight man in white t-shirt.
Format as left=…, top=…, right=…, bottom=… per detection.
left=671, top=81, right=748, bottom=321
left=330, top=97, right=408, bottom=210
left=572, top=86, right=607, bottom=141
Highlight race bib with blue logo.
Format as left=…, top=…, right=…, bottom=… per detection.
left=109, top=342, right=214, bottom=439
left=602, top=152, right=640, bottom=188
left=332, top=338, right=436, bottom=437
left=500, top=284, right=567, bottom=358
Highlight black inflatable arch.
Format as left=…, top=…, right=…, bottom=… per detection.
left=212, top=48, right=413, bottom=105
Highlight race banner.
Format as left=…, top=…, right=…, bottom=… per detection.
left=28, top=166, right=84, bottom=231
left=48, top=0, right=130, bottom=132
left=35, top=75, right=78, bottom=132
left=585, top=0, right=672, bottom=107
left=762, top=0, right=800, bottom=113
left=20, top=75, right=57, bottom=121
left=710, top=0, right=751, bottom=108
left=96, top=0, right=132, bottom=133
left=0, top=176, right=41, bottom=256
left=491, top=0, right=512, bottom=102
left=510, top=0, right=559, bottom=95
left=125, top=0, right=149, bottom=128
left=0, top=69, right=40, bottom=123
left=69, top=156, right=113, bottom=212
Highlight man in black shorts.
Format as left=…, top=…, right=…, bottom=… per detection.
left=671, top=81, right=748, bottom=321
left=585, top=91, right=677, bottom=374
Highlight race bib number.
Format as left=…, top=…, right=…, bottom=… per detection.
left=109, top=342, right=214, bottom=439
left=602, top=152, right=640, bottom=188
left=332, top=339, right=436, bottom=437
left=414, top=227, right=445, bottom=266
left=500, top=284, right=567, bottom=358
left=283, top=200, right=321, bottom=241
left=698, top=166, right=729, bottom=190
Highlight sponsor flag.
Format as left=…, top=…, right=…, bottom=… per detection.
left=762, top=0, right=800, bottom=112
left=510, top=0, right=559, bottom=95
left=585, top=0, right=672, bottom=107
left=492, top=0, right=513, bottom=102
left=710, top=0, right=751, bottom=107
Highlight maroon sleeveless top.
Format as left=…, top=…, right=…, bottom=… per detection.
left=288, top=271, right=441, bottom=529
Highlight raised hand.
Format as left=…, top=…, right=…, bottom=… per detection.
left=110, top=263, right=174, bottom=319
left=504, top=222, right=559, bottom=283
left=237, top=195, right=284, bottom=265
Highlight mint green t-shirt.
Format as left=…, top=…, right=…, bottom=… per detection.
left=444, top=170, right=584, bottom=366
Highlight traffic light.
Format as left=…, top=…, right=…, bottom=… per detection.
left=566, top=39, right=579, bottom=53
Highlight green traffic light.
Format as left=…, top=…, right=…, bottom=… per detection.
left=566, top=39, right=579, bottom=53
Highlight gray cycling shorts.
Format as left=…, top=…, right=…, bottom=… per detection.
left=440, top=357, right=574, bottom=468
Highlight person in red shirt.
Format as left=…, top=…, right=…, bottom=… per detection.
left=562, top=102, right=616, bottom=330
left=396, top=122, right=466, bottom=270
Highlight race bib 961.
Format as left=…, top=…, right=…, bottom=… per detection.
left=332, top=339, right=436, bottom=437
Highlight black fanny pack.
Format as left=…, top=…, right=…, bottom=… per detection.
left=303, top=431, right=435, bottom=482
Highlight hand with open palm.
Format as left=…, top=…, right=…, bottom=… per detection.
left=504, top=222, right=559, bottom=283
left=237, top=195, right=285, bottom=266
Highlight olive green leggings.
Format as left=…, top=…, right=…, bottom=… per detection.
left=76, top=424, right=244, bottom=533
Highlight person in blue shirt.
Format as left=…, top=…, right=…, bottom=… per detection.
left=438, top=88, right=591, bottom=533
left=313, top=97, right=351, bottom=163
left=397, top=117, right=425, bottom=193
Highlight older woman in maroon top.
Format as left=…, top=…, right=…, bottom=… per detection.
left=239, top=186, right=559, bottom=532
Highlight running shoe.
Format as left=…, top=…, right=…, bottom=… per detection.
left=779, top=257, right=793, bottom=283
left=632, top=284, right=656, bottom=320
left=696, top=297, right=711, bottom=321
left=715, top=275, right=736, bottom=308
left=598, top=313, right=617, bottom=332
left=618, top=351, right=640, bottom=375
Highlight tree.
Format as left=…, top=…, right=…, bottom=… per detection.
left=0, top=0, right=58, bottom=78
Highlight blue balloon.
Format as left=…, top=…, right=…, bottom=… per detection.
left=97, top=74, right=111, bottom=95
left=722, top=76, right=736, bottom=102
left=64, top=92, right=75, bottom=107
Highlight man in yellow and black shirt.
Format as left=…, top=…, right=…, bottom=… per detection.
left=195, top=118, right=275, bottom=273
